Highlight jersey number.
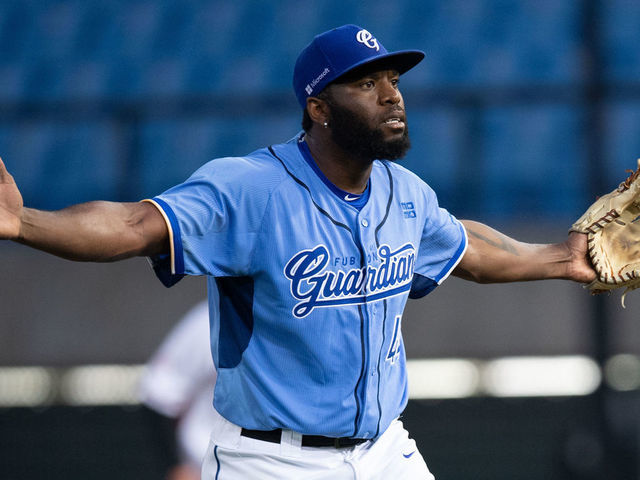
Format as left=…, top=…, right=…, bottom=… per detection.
left=386, top=316, right=402, bottom=364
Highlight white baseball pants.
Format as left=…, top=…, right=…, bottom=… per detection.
left=201, top=415, right=435, bottom=480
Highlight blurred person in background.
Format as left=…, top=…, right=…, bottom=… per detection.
left=139, top=300, right=218, bottom=480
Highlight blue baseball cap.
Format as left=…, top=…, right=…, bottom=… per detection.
left=293, top=24, right=425, bottom=109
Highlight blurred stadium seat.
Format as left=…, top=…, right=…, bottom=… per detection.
left=481, top=104, right=587, bottom=220
left=0, top=121, right=121, bottom=209
left=601, top=0, right=640, bottom=81
left=395, top=0, right=582, bottom=88
left=401, top=107, right=461, bottom=209
left=603, top=101, right=640, bottom=187
left=138, top=112, right=299, bottom=198
left=0, top=0, right=639, bottom=218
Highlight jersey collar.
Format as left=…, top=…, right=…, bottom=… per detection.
left=297, top=136, right=371, bottom=210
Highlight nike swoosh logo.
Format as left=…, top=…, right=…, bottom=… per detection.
left=344, top=195, right=358, bottom=201
left=403, top=451, right=415, bottom=459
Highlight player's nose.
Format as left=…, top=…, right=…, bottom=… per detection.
left=378, top=79, right=401, bottom=105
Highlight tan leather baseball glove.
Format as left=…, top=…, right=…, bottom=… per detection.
left=571, top=159, right=640, bottom=306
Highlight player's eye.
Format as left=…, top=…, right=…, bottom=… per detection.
left=361, top=80, right=375, bottom=89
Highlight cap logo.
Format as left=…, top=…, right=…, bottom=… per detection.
left=305, top=67, right=330, bottom=97
left=356, top=29, right=379, bottom=51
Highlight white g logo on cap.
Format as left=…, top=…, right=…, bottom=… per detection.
left=356, top=29, right=380, bottom=51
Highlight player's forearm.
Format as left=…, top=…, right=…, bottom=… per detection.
left=454, top=220, right=575, bottom=283
left=16, top=201, right=167, bottom=262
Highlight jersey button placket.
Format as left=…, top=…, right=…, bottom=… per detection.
left=356, top=216, right=372, bottom=437
left=370, top=303, right=378, bottom=378
left=370, top=304, right=379, bottom=377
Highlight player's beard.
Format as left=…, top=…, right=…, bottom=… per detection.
left=327, top=101, right=411, bottom=162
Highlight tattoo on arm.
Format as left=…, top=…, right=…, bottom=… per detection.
left=468, top=228, right=520, bottom=256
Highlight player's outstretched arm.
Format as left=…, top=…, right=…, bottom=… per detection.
left=453, top=220, right=596, bottom=285
left=0, top=157, right=168, bottom=261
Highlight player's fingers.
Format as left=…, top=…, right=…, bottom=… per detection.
left=0, top=156, right=14, bottom=182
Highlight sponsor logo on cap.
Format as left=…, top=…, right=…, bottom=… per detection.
left=356, top=29, right=379, bottom=51
left=305, top=67, right=331, bottom=96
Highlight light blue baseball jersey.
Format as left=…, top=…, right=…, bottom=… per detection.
left=146, top=133, right=467, bottom=439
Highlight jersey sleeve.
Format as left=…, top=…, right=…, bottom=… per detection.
left=144, top=154, right=282, bottom=286
left=410, top=185, right=467, bottom=299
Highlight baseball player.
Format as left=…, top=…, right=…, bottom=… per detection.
left=0, top=24, right=596, bottom=479
left=139, top=300, right=218, bottom=480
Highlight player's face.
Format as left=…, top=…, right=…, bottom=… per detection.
left=325, top=68, right=410, bottom=161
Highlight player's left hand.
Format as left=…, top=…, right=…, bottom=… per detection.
left=564, top=231, right=597, bottom=284
left=570, top=160, right=640, bottom=304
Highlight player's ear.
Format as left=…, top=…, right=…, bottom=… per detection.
left=306, top=96, right=330, bottom=129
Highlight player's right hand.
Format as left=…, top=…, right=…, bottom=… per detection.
left=0, top=157, right=24, bottom=240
